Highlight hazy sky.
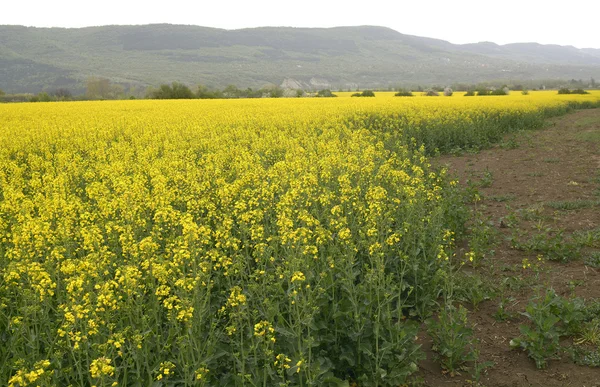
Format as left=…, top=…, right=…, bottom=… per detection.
left=2, top=0, right=600, bottom=48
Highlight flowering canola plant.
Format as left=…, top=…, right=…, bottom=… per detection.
left=0, top=91, right=599, bottom=386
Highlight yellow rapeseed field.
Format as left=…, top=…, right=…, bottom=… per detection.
left=1, top=91, right=599, bottom=386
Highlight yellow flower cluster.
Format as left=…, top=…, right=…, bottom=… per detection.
left=8, top=360, right=51, bottom=387
left=156, top=361, right=175, bottom=380
left=89, top=357, right=114, bottom=379
left=291, top=271, right=306, bottom=283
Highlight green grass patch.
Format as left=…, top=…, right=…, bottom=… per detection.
left=584, top=252, right=600, bottom=268
left=545, top=199, right=600, bottom=210
left=576, top=130, right=600, bottom=143
left=574, top=116, right=600, bottom=127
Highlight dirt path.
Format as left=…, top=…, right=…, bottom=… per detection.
left=421, top=109, right=600, bottom=386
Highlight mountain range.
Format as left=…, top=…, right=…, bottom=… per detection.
left=1, top=24, right=599, bottom=93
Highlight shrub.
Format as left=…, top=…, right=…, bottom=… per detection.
left=443, top=87, right=453, bottom=97
left=316, top=89, right=337, bottom=98
left=395, top=89, right=414, bottom=97
left=464, top=90, right=475, bottom=96
left=351, top=90, right=376, bottom=97
left=423, top=89, right=439, bottom=96
left=477, top=88, right=508, bottom=96
left=572, top=89, right=590, bottom=95
left=558, top=88, right=589, bottom=95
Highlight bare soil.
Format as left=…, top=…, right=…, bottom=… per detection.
left=420, top=109, right=600, bottom=386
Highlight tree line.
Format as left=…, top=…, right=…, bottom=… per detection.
left=0, top=77, right=598, bottom=103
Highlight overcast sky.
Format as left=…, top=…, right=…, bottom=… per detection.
left=2, top=0, right=599, bottom=49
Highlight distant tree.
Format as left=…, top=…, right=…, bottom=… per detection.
left=0, top=88, right=5, bottom=97
left=223, top=85, right=241, bottom=98
left=150, top=82, right=194, bottom=99
left=86, top=77, right=112, bottom=99
left=170, top=82, right=195, bottom=99
left=53, top=88, right=72, bottom=100
left=443, top=87, right=453, bottom=96
left=243, top=88, right=262, bottom=98
left=591, top=78, right=597, bottom=88
left=316, top=89, right=337, bottom=98
left=262, top=85, right=284, bottom=98
left=196, top=84, right=218, bottom=99
left=464, top=90, right=475, bottom=96
left=110, top=84, right=125, bottom=99
left=37, top=92, right=53, bottom=102
left=557, top=88, right=571, bottom=94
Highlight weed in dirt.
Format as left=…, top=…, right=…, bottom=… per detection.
left=567, top=279, right=585, bottom=294
left=465, top=168, right=494, bottom=190
left=498, top=210, right=518, bottom=228
left=486, top=194, right=516, bottom=202
left=510, top=289, right=565, bottom=369
left=510, top=226, right=582, bottom=262
left=494, top=295, right=518, bottom=322
left=572, top=228, right=600, bottom=248
left=584, top=251, right=600, bottom=268
left=575, top=318, right=600, bottom=347
left=466, top=211, right=498, bottom=266
left=545, top=199, right=600, bottom=210
left=574, top=116, right=600, bottom=127
left=501, top=275, right=527, bottom=292
left=469, top=356, right=495, bottom=385
left=463, top=183, right=482, bottom=203
left=500, top=257, right=548, bottom=295
left=576, top=130, right=600, bottom=143
left=480, top=168, right=494, bottom=188
left=426, top=304, right=480, bottom=376
left=510, top=289, right=596, bottom=369
left=450, top=147, right=465, bottom=156
left=569, top=346, right=600, bottom=367
left=453, top=273, right=497, bottom=310
left=500, top=134, right=520, bottom=149
left=515, top=204, right=545, bottom=221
